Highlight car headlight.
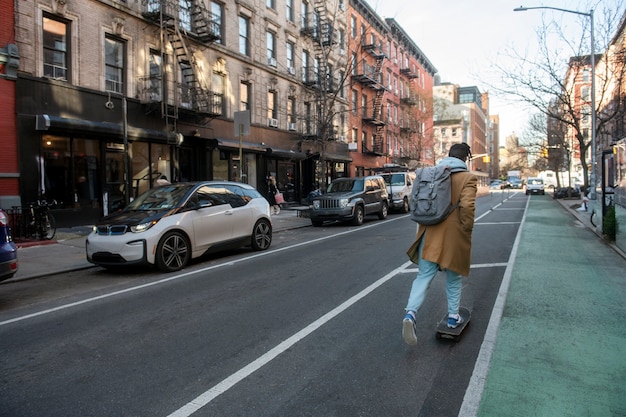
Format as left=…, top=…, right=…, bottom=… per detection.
left=131, top=220, right=157, bottom=233
left=340, top=198, right=350, bottom=208
left=312, top=200, right=321, bottom=209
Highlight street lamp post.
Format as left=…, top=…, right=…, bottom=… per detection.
left=514, top=6, right=596, bottom=200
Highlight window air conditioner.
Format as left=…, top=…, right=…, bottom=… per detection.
left=268, top=57, right=277, bottom=67
left=288, top=66, right=296, bottom=75
left=269, top=118, right=279, bottom=128
left=288, top=123, right=297, bottom=131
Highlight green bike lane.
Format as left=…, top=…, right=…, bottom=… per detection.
left=469, top=196, right=626, bottom=416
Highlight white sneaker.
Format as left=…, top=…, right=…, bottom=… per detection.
left=447, top=313, right=464, bottom=329
left=402, top=314, right=417, bottom=346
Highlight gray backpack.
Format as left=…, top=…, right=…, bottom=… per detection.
left=409, top=165, right=459, bottom=225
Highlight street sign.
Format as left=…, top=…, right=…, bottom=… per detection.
left=234, top=110, right=250, bottom=136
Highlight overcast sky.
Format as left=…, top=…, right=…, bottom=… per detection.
left=367, top=0, right=624, bottom=140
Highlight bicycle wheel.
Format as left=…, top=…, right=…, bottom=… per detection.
left=41, top=212, right=56, bottom=240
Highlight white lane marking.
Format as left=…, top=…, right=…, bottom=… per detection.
left=167, top=260, right=415, bottom=417
left=0, top=216, right=408, bottom=327
left=458, top=194, right=530, bottom=417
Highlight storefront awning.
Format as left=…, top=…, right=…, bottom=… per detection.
left=309, top=151, right=352, bottom=162
left=266, top=147, right=306, bottom=160
left=207, top=138, right=267, bottom=153
left=208, top=138, right=306, bottom=160
left=35, top=114, right=179, bottom=142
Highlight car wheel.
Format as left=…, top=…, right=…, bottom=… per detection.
left=378, top=201, right=389, bottom=219
left=155, top=230, right=190, bottom=272
left=351, top=205, right=364, bottom=226
left=251, top=219, right=272, bottom=251
left=402, top=198, right=410, bottom=213
left=311, top=220, right=323, bottom=227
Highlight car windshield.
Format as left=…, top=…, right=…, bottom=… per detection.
left=327, top=179, right=364, bottom=193
left=381, top=173, right=406, bottom=186
left=528, top=179, right=543, bottom=185
left=125, top=184, right=193, bottom=211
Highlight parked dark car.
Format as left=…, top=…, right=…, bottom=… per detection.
left=0, top=209, right=18, bottom=281
left=309, top=176, right=389, bottom=227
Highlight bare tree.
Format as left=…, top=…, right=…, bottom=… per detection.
left=483, top=4, right=625, bottom=190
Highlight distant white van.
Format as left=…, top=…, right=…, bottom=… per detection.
left=538, top=171, right=558, bottom=189
left=379, top=171, right=416, bottom=213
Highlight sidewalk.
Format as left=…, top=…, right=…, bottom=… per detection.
left=470, top=196, right=626, bottom=417
left=6, top=207, right=312, bottom=282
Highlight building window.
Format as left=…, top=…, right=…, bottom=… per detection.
left=148, top=50, right=162, bottom=101
left=350, top=15, right=357, bottom=38
left=361, top=94, right=367, bottom=117
left=339, top=28, right=345, bottom=53
left=339, top=70, right=345, bottom=98
left=267, top=31, right=276, bottom=65
left=211, top=1, right=223, bottom=43
left=268, top=90, right=277, bottom=119
left=105, top=35, right=125, bottom=94
left=43, top=15, right=69, bottom=80
left=286, top=0, right=294, bottom=22
left=351, top=89, right=357, bottom=114
left=582, top=105, right=591, bottom=125
left=179, top=62, right=192, bottom=108
left=288, top=97, right=296, bottom=124
left=266, top=0, right=275, bottom=9
left=286, top=41, right=295, bottom=73
left=211, top=71, right=225, bottom=115
left=301, top=2, right=309, bottom=29
left=240, top=81, right=251, bottom=111
left=239, top=16, right=249, bottom=56
left=302, top=50, right=310, bottom=82
left=582, top=68, right=590, bottom=82
left=304, top=102, right=312, bottom=134
left=179, top=0, right=191, bottom=31
left=581, top=86, right=590, bottom=101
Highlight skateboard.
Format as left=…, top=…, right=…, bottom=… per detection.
left=435, top=306, right=471, bottom=342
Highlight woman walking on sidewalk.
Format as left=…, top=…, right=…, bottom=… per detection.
left=267, top=176, right=280, bottom=215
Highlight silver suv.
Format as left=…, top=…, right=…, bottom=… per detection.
left=309, top=176, right=389, bottom=227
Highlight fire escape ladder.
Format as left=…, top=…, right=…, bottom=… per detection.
left=373, top=125, right=385, bottom=154
left=167, top=21, right=212, bottom=114
left=188, top=1, right=220, bottom=43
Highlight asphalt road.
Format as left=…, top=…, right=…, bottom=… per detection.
left=0, top=192, right=527, bottom=417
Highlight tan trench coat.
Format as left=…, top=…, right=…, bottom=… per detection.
left=407, top=171, right=478, bottom=276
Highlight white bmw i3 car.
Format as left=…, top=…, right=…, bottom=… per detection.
left=86, top=181, right=272, bottom=272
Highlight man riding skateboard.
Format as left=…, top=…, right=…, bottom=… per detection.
left=402, top=143, right=478, bottom=346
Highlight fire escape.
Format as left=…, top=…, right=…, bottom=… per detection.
left=300, top=1, right=337, bottom=140
left=353, top=39, right=386, bottom=155
left=400, top=67, right=419, bottom=160
left=141, top=0, right=222, bottom=136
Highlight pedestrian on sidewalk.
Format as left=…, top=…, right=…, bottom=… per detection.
left=267, top=175, right=281, bottom=215
left=402, top=143, right=478, bottom=346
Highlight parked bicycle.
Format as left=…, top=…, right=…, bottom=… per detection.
left=23, top=200, right=58, bottom=240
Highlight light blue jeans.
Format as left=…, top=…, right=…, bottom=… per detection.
left=405, top=236, right=463, bottom=316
